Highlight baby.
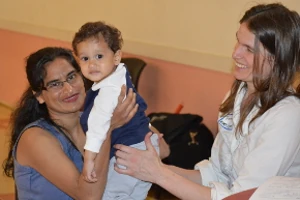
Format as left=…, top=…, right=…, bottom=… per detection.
left=72, top=21, right=159, bottom=200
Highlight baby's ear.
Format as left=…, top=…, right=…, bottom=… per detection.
left=114, top=50, right=122, bottom=65
left=32, top=91, right=45, bottom=104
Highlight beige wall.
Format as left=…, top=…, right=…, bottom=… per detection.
left=0, top=1, right=299, bottom=133
left=1, top=0, right=299, bottom=73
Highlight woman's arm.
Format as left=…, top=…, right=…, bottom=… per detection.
left=114, top=132, right=211, bottom=200
left=16, top=86, right=137, bottom=200
left=165, top=165, right=202, bottom=185
left=17, top=127, right=95, bottom=200
left=147, top=125, right=199, bottom=182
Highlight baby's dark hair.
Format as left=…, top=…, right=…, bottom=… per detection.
left=72, top=21, right=123, bottom=55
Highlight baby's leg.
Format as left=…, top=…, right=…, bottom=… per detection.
left=102, top=134, right=159, bottom=200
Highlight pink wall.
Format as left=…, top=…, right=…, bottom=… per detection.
left=0, top=29, right=71, bottom=104
left=0, top=29, right=234, bottom=134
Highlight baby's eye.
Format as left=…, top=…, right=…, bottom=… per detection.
left=81, top=57, right=89, bottom=61
left=96, top=54, right=103, bottom=59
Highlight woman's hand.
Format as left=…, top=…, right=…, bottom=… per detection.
left=114, top=132, right=164, bottom=184
left=149, top=124, right=170, bottom=159
left=111, top=85, right=138, bottom=130
left=157, top=134, right=170, bottom=159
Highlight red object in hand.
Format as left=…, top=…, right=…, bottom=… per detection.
left=174, top=103, right=184, bottom=114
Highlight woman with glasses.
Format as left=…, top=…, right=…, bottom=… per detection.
left=3, top=47, right=137, bottom=200
left=114, top=3, right=300, bottom=200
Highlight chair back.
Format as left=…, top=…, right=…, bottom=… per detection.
left=121, top=57, right=147, bottom=91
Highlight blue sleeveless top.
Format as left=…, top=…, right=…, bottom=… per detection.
left=80, top=66, right=150, bottom=158
left=13, top=119, right=83, bottom=200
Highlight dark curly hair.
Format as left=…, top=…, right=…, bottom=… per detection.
left=72, top=21, right=123, bottom=55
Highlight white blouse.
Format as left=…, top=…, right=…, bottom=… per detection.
left=195, top=84, right=300, bottom=200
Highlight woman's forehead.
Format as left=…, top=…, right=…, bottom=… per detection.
left=44, top=58, right=75, bottom=80
left=238, top=23, right=266, bottom=53
left=237, top=23, right=255, bottom=45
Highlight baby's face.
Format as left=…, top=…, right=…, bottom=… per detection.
left=76, top=35, right=120, bottom=83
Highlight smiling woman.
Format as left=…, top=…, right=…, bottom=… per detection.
left=2, top=47, right=138, bottom=200
left=35, top=57, right=86, bottom=116
left=113, top=3, right=300, bottom=200
left=41, top=70, right=81, bottom=92
left=232, top=23, right=273, bottom=92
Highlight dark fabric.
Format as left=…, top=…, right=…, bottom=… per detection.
left=148, top=113, right=214, bottom=169
left=80, top=67, right=150, bottom=158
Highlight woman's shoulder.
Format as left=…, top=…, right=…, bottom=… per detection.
left=23, top=118, right=47, bottom=130
left=15, top=121, right=63, bottom=165
left=23, top=119, right=62, bottom=136
left=21, top=121, right=60, bottom=145
left=19, top=119, right=63, bottom=151
left=266, top=95, right=300, bottom=118
left=14, top=119, right=48, bottom=145
left=277, top=95, right=300, bottom=108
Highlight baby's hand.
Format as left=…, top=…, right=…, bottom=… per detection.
left=82, top=160, right=97, bottom=183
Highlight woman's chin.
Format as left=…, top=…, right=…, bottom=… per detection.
left=233, top=69, right=252, bottom=82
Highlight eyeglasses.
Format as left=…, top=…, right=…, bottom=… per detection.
left=42, top=71, right=81, bottom=92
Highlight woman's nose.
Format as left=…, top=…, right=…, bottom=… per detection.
left=232, top=43, right=242, bottom=59
left=61, top=81, right=73, bottom=93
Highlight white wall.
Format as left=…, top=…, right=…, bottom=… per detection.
left=0, top=0, right=299, bottom=73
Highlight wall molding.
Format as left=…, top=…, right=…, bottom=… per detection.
left=0, top=101, right=14, bottom=110
left=0, top=18, right=233, bottom=74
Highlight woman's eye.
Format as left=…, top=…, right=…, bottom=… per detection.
left=48, top=82, right=60, bottom=88
left=67, top=74, right=76, bottom=81
left=247, top=48, right=254, bottom=53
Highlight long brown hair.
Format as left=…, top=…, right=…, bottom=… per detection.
left=220, top=3, right=300, bottom=135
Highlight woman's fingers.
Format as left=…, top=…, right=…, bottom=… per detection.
left=128, top=104, right=138, bottom=120
left=114, top=163, right=130, bottom=175
left=158, top=133, right=164, bottom=139
left=144, top=132, right=157, bottom=153
left=117, top=88, right=137, bottom=123
left=111, top=86, right=137, bottom=128
left=114, top=145, right=139, bottom=175
left=114, top=133, right=163, bottom=183
left=117, top=85, right=126, bottom=104
left=114, top=132, right=157, bottom=161
left=114, top=144, right=134, bottom=155
left=124, top=89, right=137, bottom=116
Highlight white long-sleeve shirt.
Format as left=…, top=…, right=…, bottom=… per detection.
left=84, top=64, right=126, bottom=153
left=195, top=84, right=300, bottom=200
